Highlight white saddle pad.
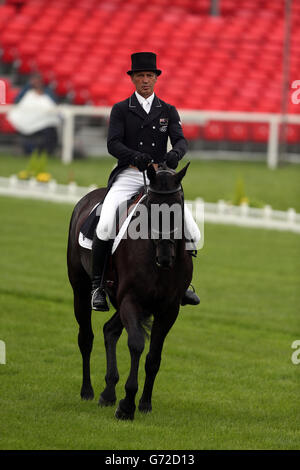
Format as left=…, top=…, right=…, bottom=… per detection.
left=78, top=194, right=147, bottom=254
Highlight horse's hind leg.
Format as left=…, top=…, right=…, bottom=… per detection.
left=99, top=311, right=123, bottom=407
left=73, top=282, right=94, bottom=400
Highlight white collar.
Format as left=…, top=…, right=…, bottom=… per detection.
left=135, top=91, right=155, bottom=108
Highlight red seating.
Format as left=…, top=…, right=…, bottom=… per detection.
left=203, top=122, right=226, bottom=141
left=225, top=122, right=251, bottom=142
left=1, top=0, right=300, bottom=143
left=280, top=124, right=300, bottom=144
left=251, top=123, right=269, bottom=143
left=0, top=116, right=16, bottom=134
left=5, top=87, right=20, bottom=104
left=182, top=124, right=202, bottom=141
left=0, top=76, right=18, bottom=134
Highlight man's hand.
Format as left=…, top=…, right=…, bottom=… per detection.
left=133, top=153, right=152, bottom=172
left=165, top=150, right=180, bottom=169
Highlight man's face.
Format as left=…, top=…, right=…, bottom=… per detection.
left=30, top=75, right=43, bottom=92
left=131, top=71, right=157, bottom=98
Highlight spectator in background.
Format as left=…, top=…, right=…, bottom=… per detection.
left=14, top=73, right=57, bottom=104
left=7, top=73, right=59, bottom=155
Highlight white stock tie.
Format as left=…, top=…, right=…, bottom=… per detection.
left=143, top=100, right=150, bottom=114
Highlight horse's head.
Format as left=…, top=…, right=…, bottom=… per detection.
left=146, top=162, right=190, bottom=269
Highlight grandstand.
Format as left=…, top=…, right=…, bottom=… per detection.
left=0, top=0, right=300, bottom=156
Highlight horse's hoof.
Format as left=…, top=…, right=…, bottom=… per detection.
left=115, top=402, right=134, bottom=421
left=138, top=401, right=152, bottom=413
left=80, top=386, right=94, bottom=401
left=98, top=395, right=116, bottom=407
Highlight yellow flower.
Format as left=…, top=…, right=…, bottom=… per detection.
left=240, top=197, right=249, bottom=205
left=36, top=172, right=51, bottom=183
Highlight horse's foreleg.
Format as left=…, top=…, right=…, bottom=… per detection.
left=139, top=307, right=179, bottom=413
left=73, top=283, right=94, bottom=400
left=99, top=312, right=123, bottom=407
left=115, top=305, right=145, bottom=420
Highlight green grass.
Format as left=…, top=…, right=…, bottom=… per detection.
left=1, top=153, right=300, bottom=211
left=0, top=196, right=299, bottom=450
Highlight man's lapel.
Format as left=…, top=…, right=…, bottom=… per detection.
left=142, top=95, right=163, bottom=126
left=128, top=93, right=147, bottom=120
left=128, top=93, right=163, bottom=124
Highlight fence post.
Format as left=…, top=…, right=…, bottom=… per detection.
left=263, top=204, right=272, bottom=220
left=9, top=174, right=18, bottom=188
left=61, top=107, right=74, bottom=165
left=267, top=117, right=279, bottom=169
left=0, top=340, right=5, bottom=364
left=29, top=177, right=37, bottom=189
left=287, top=208, right=296, bottom=224
left=240, top=201, right=249, bottom=217
left=217, top=199, right=226, bottom=214
left=68, top=181, right=77, bottom=195
left=48, top=179, right=57, bottom=193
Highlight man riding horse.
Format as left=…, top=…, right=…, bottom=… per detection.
left=91, top=52, right=201, bottom=311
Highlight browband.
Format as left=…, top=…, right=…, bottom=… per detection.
left=148, top=186, right=182, bottom=195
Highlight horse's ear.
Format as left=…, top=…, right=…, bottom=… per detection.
left=147, top=164, right=156, bottom=183
left=174, top=162, right=190, bottom=185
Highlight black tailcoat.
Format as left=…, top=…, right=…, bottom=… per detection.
left=106, top=93, right=187, bottom=188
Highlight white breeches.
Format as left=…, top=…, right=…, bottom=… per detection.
left=96, top=167, right=201, bottom=246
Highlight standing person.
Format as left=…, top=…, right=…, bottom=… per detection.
left=8, top=73, right=59, bottom=155
left=91, top=52, right=200, bottom=311
left=14, top=72, right=57, bottom=104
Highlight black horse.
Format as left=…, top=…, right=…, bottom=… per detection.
left=67, top=163, right=193, bottom=420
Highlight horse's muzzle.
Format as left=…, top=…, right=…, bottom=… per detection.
left=154, top=239, right=176, bottom=269
left=155, top=253, right=175, bottom=269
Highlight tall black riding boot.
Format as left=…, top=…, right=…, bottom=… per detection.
left=91, top=236, right=112, bottom=311
left=181, top=249, right=200, bottom=306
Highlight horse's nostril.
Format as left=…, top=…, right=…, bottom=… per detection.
left=156, top=257, right=173, bottom=269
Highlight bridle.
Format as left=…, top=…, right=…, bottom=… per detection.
left=148, top=185, right=182, bottom=195
left=145, top=168, right=184, bottom=241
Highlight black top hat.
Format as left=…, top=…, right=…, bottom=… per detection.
left=127, top=52, right=162, bottom=76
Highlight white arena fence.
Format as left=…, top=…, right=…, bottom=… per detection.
left=1, top=104, right=300, bottom=168
left=0, top=175, right=299, bottom=235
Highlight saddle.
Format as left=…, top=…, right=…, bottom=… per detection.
left=79, top=189, right=146, bottom=253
